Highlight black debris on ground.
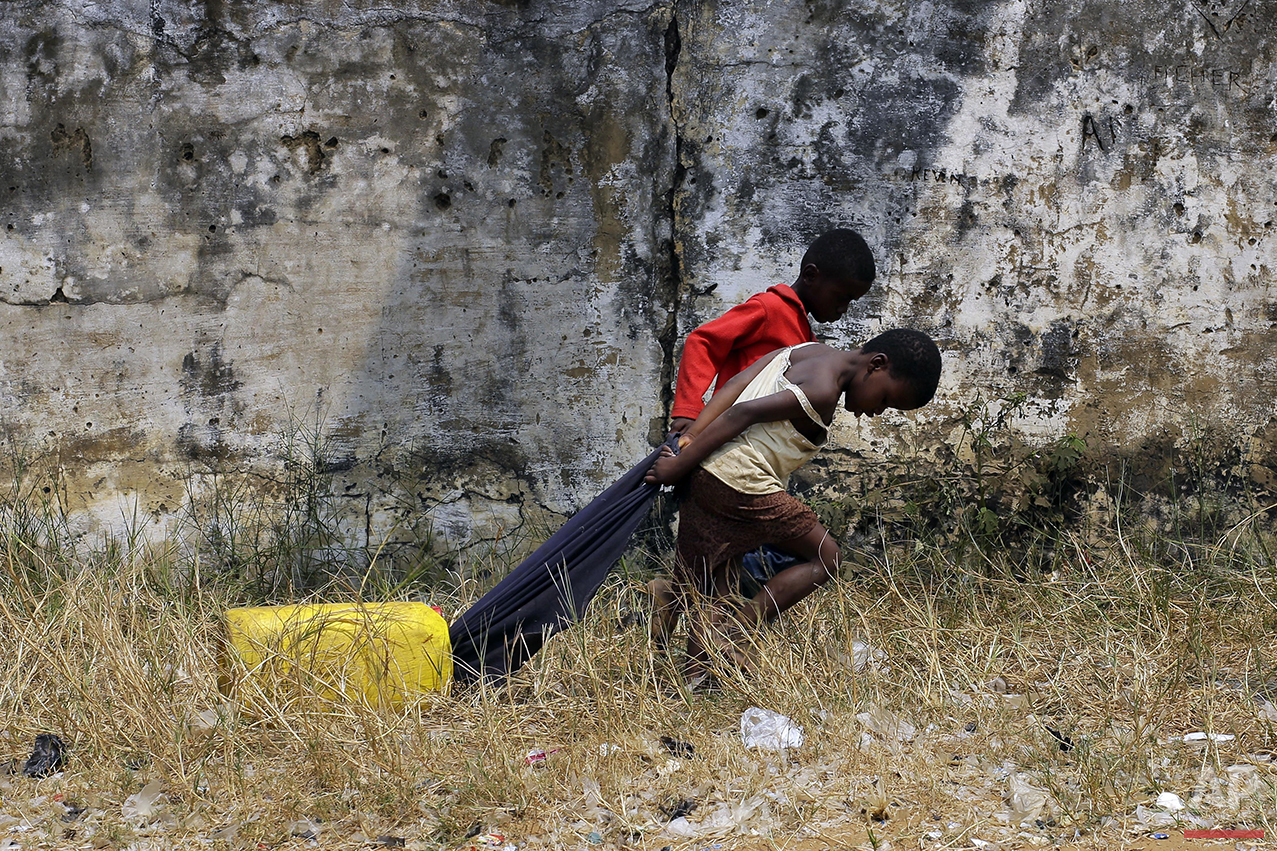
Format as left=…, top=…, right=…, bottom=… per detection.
left=22, top=733, right=66, bottom=778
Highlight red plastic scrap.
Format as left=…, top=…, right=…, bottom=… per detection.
left=523, top=747, right=561, bottom=765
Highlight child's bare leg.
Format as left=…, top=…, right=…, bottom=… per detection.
left=678, top=557, right=715, bottom=672
left=744, top=523, right=840, bottom=624
left=685, top=557, right=748, bottom=675
left=647, top=578, right=681, bottom=647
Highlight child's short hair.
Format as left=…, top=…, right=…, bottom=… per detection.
left=802, top=229, right=876, bottom=285
left=862, top=329, right=942, bottom=407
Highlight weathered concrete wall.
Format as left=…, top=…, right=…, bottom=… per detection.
left=1, top=0, right=1274, bottom=545
left=1, top=0, right=680, bottom=545
left=670, top=0, right=1277, bottom=495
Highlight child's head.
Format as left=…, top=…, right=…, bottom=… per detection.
left=845, top=329, right=942, bottom=416
left=794, top=229, right=876, bottom=322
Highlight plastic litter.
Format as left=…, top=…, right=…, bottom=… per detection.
left=656, top=758, right=684, bottom=776
left=289, top=818, right=321, bottom=840
left=851, top=639, right=887, bottom=671
left=210, top=822, right=240, bottom=841
left=1225, top=763, right=1263, bottom=804
left=186, top=707, right=220, bottom=736
left=21, top=733, right=66, bottom=778
left=122, top=779, right=164, bottom=821
left=697, top=798, right=766, bottom=833
left=1182, top=731, right=1234, bottom=744
left=659, top=798, right=697, bottom=821
left=854, top=705, right=916, bottom=742
left=740, top=707, right=804, bottom=750
left=1134, top=805, right=1177, bottom=828
left=1006, top=773, right=1050, bottom=825
left=1155, top=791, right=1184, bottom=811
left=523, top=747, right=560, bottom=766
left=1151, top=833, right=1169, bottom=840
left=581, top=776, right=609, bottom=821
left=1044, top=725, right=1073, bottom=752
left=1001, top=692, right=1030, bottom=710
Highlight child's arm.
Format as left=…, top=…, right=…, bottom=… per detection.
left=670, top=298, right=770, bottom=423
left=646, top=351, right=806, bottom=485
left=679, top=350, right=780, bottom=442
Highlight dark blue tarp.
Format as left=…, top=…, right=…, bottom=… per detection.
left=449, top=437, right=677, bottom=686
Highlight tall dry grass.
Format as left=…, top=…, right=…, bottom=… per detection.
left=2, top=453, right=1276, bottom=850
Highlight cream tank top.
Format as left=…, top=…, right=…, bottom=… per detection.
left=701, top=343, right=827, bottom=495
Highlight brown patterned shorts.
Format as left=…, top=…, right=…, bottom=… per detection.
left=675, top=468, right=819, bottom=595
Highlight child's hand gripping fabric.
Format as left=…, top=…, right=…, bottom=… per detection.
left=646, top=351, right=809, bottom=486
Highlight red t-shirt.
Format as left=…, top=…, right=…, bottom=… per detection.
left=670, top=284, right=814, bottom=421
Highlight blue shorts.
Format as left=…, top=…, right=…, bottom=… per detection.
left=739, top=546, right=802, bottom=597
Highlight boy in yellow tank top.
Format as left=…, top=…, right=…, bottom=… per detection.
left=645, top=329, right=941, bottom=683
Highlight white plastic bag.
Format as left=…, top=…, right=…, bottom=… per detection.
left=854, top=705, right=917, bottom=742
left=122, top=779, right=165, bottom=821
left=1182, top=731, right=1234, bottom=744
left=740, top=707, right=804, bottom=750
left=1134, top=804, right=1177, bottom=828
left=1006, top=773, right=1050, bottom=825
left=851, top=639, right=887, bottom=671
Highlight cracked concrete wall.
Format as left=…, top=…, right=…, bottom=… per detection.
left=1, top=0, right=1275, bottom=545
left=669, top=0, right=1277, bottom=501
left=1, top=0, right=679, bottom=545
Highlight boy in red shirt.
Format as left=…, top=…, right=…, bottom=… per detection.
left=652, top=229, right=876, bottom=645
left=668, top=228, right=876, bottom=434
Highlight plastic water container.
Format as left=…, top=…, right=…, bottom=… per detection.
left=223, top=601, right=452, bottom=707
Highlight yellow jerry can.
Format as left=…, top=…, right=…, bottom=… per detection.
left=223, top=601, right=452, bottom=707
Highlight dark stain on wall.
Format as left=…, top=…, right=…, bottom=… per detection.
left=1036, top=320, right=1077, bottom=380
left=176, top=420, right=230, bottom=461
left=181, top=344, right=241, bottom=398
left=50, top=124, right=92, bottom=171
left=281, top=131, right=330, bottom=175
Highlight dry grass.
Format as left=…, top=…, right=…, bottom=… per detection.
left=2, top=485, right=1277, bottom=851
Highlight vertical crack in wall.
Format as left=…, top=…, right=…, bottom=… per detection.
left=654, top=7, right=685, bottom=441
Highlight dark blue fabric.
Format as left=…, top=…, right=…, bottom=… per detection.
left=449, top=437, right=677, bottom=686
left=739, top=546, right=803, bottom=597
